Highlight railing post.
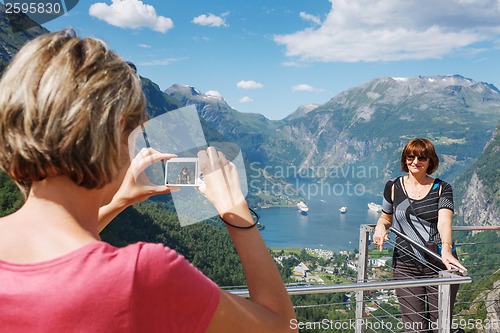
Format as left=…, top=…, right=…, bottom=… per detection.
left=438, top=271, right=452, bottom=333
left=355, top=225, right=371, bottom=333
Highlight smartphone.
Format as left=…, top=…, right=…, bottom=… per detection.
left=165, top=157, right=204, bottom=186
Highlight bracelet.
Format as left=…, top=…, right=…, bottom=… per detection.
left=441, top=241, right=453, bottom=249
left=220, top=208, right=260, bottom=229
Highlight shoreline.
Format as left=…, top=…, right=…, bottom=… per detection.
left=270, top=247, right=354, bottom=255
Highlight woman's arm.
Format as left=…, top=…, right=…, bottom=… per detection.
left=437, top=209, right=466, bottom=272
left=373, top=180, right=395, bottom=251
left=207, top=204, right=297, bottom=333
left=198, top=147, right=296, bottom=333
left=373, top=213, right=392, bottom=251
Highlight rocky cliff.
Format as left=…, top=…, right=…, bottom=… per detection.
left=456, top=122, right=500, bottom=226
left=484, top=280, right=500, bottom=333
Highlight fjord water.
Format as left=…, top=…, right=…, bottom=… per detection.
left=258, top=192, right=382, bottom=252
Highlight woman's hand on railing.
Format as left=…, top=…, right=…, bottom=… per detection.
left=373, top=224, right=389, bottom=251
left=441, top=248, right=467, bottom=273
left=373, top=213, right=392, bottom=251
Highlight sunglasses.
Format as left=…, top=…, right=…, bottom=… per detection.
left=406, top=155, right=428, bottom=162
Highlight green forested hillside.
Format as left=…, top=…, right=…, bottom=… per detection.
left=0, top=172, right=23, bottom=215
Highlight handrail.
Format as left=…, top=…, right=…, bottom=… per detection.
left=228, top=224, right=490, bottom=298
left=451, top=225, right=500, bottom=231
left=229, top=275, right=471, bottom=298
left=365, top=224, right=500, bottom=231
left=388, top=227, right=468, bottom=275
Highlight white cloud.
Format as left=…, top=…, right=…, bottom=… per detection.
left=282, top=61, right=309, bottom=68
left=292, top=84, right=324, bottom=92
left=239, top=96, right=254, bottom=103
left=236, top=80, right=264, bottom=89
left=138, top=58, right=181, bottom=66
left=89, top=0, right=173, bottom=33
left=274, top=0, right=500, bottom=62
left=205, top=90, right=223, bottom=98
left=193, top=36, right=211, bottom=42
left=138, top=43, right=151, bottom=48
left=192, top=13, right=229, bottom=28
left=299, top=12, right=321, bottom=25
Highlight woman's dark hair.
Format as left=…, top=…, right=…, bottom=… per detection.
left=400, top=138, right=439, bottom=175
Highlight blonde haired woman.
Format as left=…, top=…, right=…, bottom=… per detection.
left=0, top=29, right=296, bottom=333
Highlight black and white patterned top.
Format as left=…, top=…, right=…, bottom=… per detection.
left=381, top=176, right=454, bottom=265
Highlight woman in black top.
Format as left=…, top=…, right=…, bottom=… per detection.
left=373, top=138, right=466, bottom=332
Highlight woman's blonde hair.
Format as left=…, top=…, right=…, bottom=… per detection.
left=0, top=29, right=147, bottom=197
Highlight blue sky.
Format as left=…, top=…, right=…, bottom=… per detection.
left=34, top=0, right=500, bottom=120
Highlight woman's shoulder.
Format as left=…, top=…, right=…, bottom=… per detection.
left=94, top=242, right=183, bottom=269
left=384, top=176, right=401, bottom=186
left=119, top=242, right=182, bottom=262
left=384, top=176, right=403, bottom=190
left=431, top=178, right=452, bottom=192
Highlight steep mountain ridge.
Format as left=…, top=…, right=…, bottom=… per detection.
left=285, top=103, right=321, bottom=121
left=0, top=5, right=48, bottom=64
left=165, top=84, right=277, bottom=162
left=270, top=75, right=500, bottom=177
left=165, top=84, right=276, bottom=135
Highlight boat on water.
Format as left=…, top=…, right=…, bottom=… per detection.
left=368, top=202, right=383, bottom=212
left=339, top=206, right=347, bottom=214
left=297, top=201, right=309, bottom=214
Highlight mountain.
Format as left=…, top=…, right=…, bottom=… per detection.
left=141, top=77, right=183, bottom=118
left=272, top=75, right=500, bottom=173
left=455, top=121, right=500, bottom=226
left=150, top=83, right=299, bottom=207
left=285, top=103, right=320, bottom=121
left=0, top=5, right=48, bottom=64
left=167, top=75, right=500, bottom=196
left=165, top=84, right=275, bottom=134
left=165, top=84, right=277, bottom=163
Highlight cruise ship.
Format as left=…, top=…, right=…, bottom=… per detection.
left=297, top=201, right=309, bottom=214
left=368, top=202, right=383, bottom=212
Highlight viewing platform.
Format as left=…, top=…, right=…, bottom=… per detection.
left=228, top=225, right=500, bottom=333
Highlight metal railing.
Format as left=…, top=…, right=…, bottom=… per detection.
left=355, top=224, right=473, bottom=333
left=228, top=225, right=499, bottom=333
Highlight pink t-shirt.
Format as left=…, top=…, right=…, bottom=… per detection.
left=0, top=242, right=220, bottom=332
